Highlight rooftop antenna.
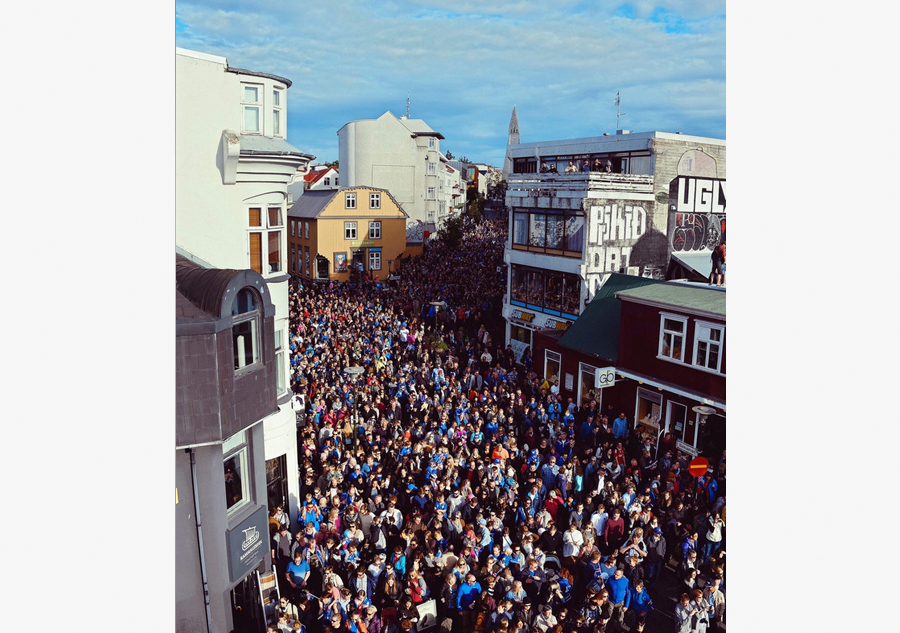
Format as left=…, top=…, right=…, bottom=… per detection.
left=615, top=91, right=626, bottom=130
left=406, top=94, right=410, bottom=118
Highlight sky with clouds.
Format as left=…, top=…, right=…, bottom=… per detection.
left=175, top=1, right=724, bottom=167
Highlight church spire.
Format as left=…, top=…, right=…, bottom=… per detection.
left=508, top=106, right=519, bottom=146
left=502, top=106, right=519, bottom=180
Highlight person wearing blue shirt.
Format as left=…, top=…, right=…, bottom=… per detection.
left=612, top=413, right=628, bottom=439
left=285, top=551, right=310, bottom=599
left=606, top=568, right=631, bottom=628
left=456, top=574, right=482, bottom=627
left=628, top=579, right=653, bottom=620
left=580, top=419, right=594, bottom=443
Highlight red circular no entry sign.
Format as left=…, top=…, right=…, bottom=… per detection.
left=688, top=457, right=709, bottom=477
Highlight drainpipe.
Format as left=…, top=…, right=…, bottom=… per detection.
left=189, top=448, right=214, bottom=633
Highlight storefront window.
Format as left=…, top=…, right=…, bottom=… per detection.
left=546, top=212, right=565, bottom=250
left=562, top=276, right=581, bottom=317
left=529, top=214, right=546, bottom=247
left=511, top=267, right=528, bottom=305
left=513, top=212, right=529, bottom=245
left=266, top=455, right=287, bottom=518
left=578, top=362, right=601, bottom=406
left=526, top=269, right=544, bottom=307
left=636, top=388, right=663, bottom=438
left=545, top=272, right=563, bottom=312
left=545, top=350, right=561, bottom=383
left=565, top=213, right=585, bottom=252
left=510, top=264, right=583, bottom=317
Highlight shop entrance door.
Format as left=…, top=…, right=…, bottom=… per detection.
left=231, top=564, right=265, bottom=633
left=266, top=455, right=288, bottom=533
left=316, top=256, right=329, bottom=279
left=351, top=250, right=365, bottom=278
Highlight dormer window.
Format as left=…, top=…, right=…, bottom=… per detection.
left=232, top=288, right=261, bottom=371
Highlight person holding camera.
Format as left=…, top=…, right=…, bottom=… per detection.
left=701, top=512, right=724, bottom=567
left=688, top=588, right=714, bottom=632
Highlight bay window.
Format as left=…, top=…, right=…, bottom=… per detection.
left=241, top=84, right=262, bottom=133
left=248, top=207, right=282, bottom=275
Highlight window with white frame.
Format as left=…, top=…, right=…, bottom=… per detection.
left=248, top=207, right=283, bottom=275
left=429, top=138, right=435, bottom=150
left=427, top=187, right=436, bottom=200
left=578, top=362, right=602, bottom=405
left=345, top=222, right=357, bottom=239
left=370, top=192, right=381, bottom=209
left=693, top=321, right=724, bottom=373
left=241, top=84, right=262, bottom=133
left=369, top=250, right=381, bottom=271
left=304, top=222, right=309, bottom=240
left=544, top=350, right=561, bottom=384
left=428, top=162, right=436, bottom=175
left=324, top=178, right=330, bottom=186
left=658, top=313, right=687, bottom=362
left=369, top=221, right=381, bottom=239
left=275, top=329, right=286, bottom=395
left=223, top=430, right=251, bottom=516
left=272, top=89, right=283, bottom=136
left=345, top=192, right=357, bottom=209
left=232, top=288, right=260, bottom=371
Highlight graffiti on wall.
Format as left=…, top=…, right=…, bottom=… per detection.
left=668, top=176, right=726, bottom=253
left=672, top=212, right=726, bottom=252
left=590, top=202, right=648, bottom=244
left=406, top=220, right=425, bottom=243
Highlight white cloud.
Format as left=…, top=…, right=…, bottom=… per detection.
left=176, top=1, right=725, bottom=165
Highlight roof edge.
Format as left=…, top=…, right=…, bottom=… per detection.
left=225, top=66, right=292, bottom=89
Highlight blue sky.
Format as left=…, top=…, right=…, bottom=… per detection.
left=175, top=1, right=724, bottom=166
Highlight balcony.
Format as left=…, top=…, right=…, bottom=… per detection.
left=507, top=172, right=653, bottom=194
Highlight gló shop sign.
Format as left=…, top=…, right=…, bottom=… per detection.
left=594, top=367, right=616, bottom=389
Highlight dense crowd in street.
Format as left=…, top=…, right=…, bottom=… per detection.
left=269, top=217, right=726, bottom=633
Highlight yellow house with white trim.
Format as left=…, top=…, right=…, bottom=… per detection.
left=287, top=186, right=408, bottom=282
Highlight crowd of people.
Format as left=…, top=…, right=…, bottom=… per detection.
left=268, top=216, right=726, bottom=633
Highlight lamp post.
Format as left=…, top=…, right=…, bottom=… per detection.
left=344, top=365, right=365, bottom=450
left=429, top=301, right=442, bottom=333
left=692, top=405, right=717, bottom=457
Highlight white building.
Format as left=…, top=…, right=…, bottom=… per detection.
left=337, top=111, right=446, bottom=228
left=176, top=47, right=315, bottom=633
left=286, top=164, right=339, bottom=203
left=439, top=160, right=465, bottom=224
left=502, top=121, right=725, bottom=359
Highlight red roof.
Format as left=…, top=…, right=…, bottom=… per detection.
left=303, top=167, right=334, bottom=185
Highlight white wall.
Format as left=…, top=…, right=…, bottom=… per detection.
left=339, top=113, right=442, bottom=225
left=176, top=49, right=303, bottom=531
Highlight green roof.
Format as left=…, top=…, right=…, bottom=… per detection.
left=557, top=273, right=666, bottom=362
left=615, top=283, right=726, bottom=318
